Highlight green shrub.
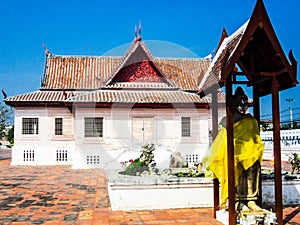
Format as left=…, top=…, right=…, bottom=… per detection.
left=124, top=159, right=148, bottom=176
left=288, top=152, right=300, bottom=174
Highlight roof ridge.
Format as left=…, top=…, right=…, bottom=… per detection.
left=46, top=52, right=209, bottom=61
left=47, top=54, right=123, bottom=59
left=199, top=20, right=249, bottom=92
left=154, top=56, right=210, bottom=61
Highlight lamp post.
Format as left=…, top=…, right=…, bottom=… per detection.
left=286, top=98, right=294, bottom=129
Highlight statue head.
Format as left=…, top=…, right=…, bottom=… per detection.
left=233, top=86, right=248, bottom=115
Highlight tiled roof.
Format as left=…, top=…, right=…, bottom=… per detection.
left=4, top=90, right=210, bottom=105
left=65, top=90, right=209, bottom=104
left=199, top=21, right=248, bottom=94
left=4, top=91, right=83, bottom=104
left=156, top=58, right=210, bottom=91
left=41, top=49, right=210, bottom=91
left=42, top=56, right=121, bottom=90
left=7, top=40, right=211, bottom=106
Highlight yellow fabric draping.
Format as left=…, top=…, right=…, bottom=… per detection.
left=203, top=115, right=264, bottom=207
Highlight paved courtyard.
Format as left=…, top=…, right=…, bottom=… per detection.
left=0, top=158, right=299, bottom=225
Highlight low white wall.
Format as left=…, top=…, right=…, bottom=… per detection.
left=262, top=179, right=300, bottom=205
left=108, top=178, right=214, bottom=211
left=107, top=171, right=300, bottom=211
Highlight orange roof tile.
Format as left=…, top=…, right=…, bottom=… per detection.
left=6, top=41, right=212, bottom=106
left=41, top=42, right=210, bottom=92
left=65, top=90, right=209, bottom=104
left=4, top=90, right=82, bottom=106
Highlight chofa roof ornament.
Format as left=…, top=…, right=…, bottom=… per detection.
left=134, top=21, right=142, bottom=43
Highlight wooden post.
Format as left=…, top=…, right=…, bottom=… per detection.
left=211, top=88, right=219, bottom=218
left=253, top=85, right=262, bottom=207
left=271, top=76, right=283, bottom=224
left=253, top=85, right=260, bottom=123
left=226, top=75, right=235, bottom=225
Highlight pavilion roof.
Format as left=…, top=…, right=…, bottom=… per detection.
left=199, top=0, right=298, bottom=97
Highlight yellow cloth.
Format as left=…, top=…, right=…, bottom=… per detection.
left=203, top=116, right=264, bottom=208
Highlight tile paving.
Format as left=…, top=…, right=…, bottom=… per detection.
left=0, top=158, right=299, bottom=225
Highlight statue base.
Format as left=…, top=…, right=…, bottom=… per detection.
left=216, top=208, right=277, bottom=225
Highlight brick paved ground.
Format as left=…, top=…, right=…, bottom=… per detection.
left=0, top=158, right=299, bottom=225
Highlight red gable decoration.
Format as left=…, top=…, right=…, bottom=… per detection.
left=114, top=60, right=164, bottom=83
left=105, top=40, right=174, bottom=87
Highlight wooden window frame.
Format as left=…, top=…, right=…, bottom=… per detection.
left=84, top=117, right=103, bottom=137
left=181, top=117, right=191, bottom=137
left=22, top=118, right=39, bottom=135
left=55, top=118, right=63, bottom=135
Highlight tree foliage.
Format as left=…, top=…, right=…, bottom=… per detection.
left=288, top=152, right=300, bottom=174
left=0, top=102, right=14, bottom=140
left=6, top=126, right=14, bottom=145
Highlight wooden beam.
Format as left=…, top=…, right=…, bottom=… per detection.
left=236, top=60, right=255, bottom=84
left=253, top=68, right=288, bottom=77
left=67, top=105, right=73, bottom=114
left=232, top=81, right=251, bottom=85
left=226, top=75, right=235, bottom=225
left=211, top=88, right=219, bottom=218
left=216, top=28, right=229, bottom=53
left=288, top=49, right=298, bottom=81
left=232, top=71, right=246, bottom=76
left=199, top=82, right=225, bottom=98
left=220, top=48, right=231, bottom=82
left=271, top=76, right=283, bottom=224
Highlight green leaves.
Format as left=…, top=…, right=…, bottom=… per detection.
left=0, top=103, right=13, bottom=142
left=288, top=152, right=300, bottom=174
left=124, top=159, right=148, bottom=176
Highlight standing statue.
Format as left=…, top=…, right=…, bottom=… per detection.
left=203, top=87, right=264, bottom=210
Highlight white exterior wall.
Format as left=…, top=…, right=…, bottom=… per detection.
left=12, top=105, right=214, bottom=169
left=261, top=129, right=300, bottom=161
left=12, top=106, right=76, bottom=166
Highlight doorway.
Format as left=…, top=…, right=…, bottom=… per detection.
left=132, top=117, right=156, bottom=147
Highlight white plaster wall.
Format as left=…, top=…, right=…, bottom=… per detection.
left=12, top=105, right=213, bottom=168
left=12, top=106, right=76, bottom=165
left=72, top=106, right=211, bottom=168
left=12, top=144, right=76, bottom=166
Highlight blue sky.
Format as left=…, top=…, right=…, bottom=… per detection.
left=0, top=0, right=299, bottom=120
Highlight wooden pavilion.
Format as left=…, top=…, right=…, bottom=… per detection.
left=198, top=0, right=298, bottom=224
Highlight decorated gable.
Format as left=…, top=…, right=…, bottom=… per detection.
left=105, top=41, right=173, bottom=87
left=113, top=60, right=164, bottom=83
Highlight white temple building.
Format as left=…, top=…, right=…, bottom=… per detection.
left=5, top=34, right=228, bottom=169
